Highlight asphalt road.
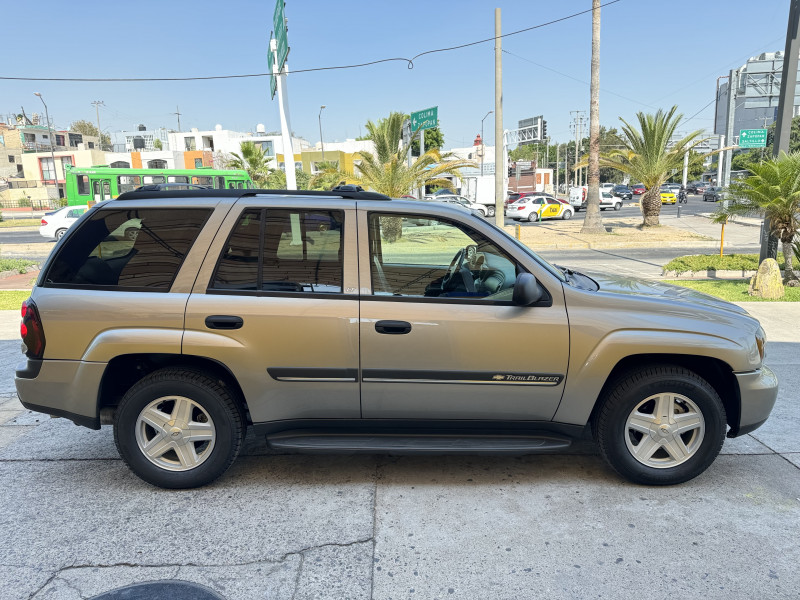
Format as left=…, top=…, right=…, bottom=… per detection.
left=0, top=230, right=50, bottom=244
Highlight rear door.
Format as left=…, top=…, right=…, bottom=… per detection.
left=184, top=199, right=361, bottom=424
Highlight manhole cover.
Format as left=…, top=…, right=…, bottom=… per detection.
left=90, top=580, right=226, bottom=599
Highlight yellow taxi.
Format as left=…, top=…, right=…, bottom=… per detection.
left=659, top=187, right=677, bottom=204
left=509, top=195, right=574, bottom=222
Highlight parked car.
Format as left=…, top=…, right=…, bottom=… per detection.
left=665, top=183, right=682, bottom=196
left=686, top=182, right=702, bottom=194
left=423, top=194, right=488, bottom=217
left=506, top=191, right=556, bottom=213
left=38, top=205, right=89, bottom=241
left=612, top=185, right=633, bottom=200
left=631, top=184, right=646, bottom=195
left=695, top=182, right=713, bottom=195
left=16, top=188, right=777, bottom=489
left=600, top=183, right=615, bottom=192
left=703, top=187, right=727, bottom=202
left=509, top=195, right=574, bottom=222
left=659, top=187, right=677, bottom=205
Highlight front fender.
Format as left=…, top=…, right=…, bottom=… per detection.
left=553, top=328, right=749, bottom=425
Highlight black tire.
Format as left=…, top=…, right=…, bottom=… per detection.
left=527, top=211, right=539, bottom=222
left=614, top=202, right=622, bottom=211
left=114, top=368, right=245, bottom=489
left=486, top=206, right=496, bottom=218
left=55, top=228, right=67, bottom=241
left=562, top=209, right=573, bottom=220
left=592, top=365, right=726, bottom=485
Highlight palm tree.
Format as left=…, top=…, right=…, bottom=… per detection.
left=713, top=151, right=800, bottom=282
left=309, top=160, right=348, bottom=191
left=353, top=145, right=474, bottom=198
left=364, top=112, right=406, bottom=162
left=582, top=0, right=604, bottom=234
left=599, top=107, right=704, bottom=226
left=227, top=141, right=272, bottom=186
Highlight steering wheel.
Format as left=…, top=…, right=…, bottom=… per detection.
left=441, top=249, right=466, bottom=291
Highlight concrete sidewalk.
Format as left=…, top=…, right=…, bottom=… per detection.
left=0, top=304, right=798, bottom=599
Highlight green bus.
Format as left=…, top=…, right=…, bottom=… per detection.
left=64, top=165, right=253, bottom=206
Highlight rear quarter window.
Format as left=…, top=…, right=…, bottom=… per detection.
left=43, top=207, right=212, bottom=291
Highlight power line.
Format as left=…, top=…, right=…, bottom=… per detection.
left=0, top=1, right=623, bottom=83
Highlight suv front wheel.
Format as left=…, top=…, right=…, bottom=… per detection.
left=114, top=368, right=245, bottom=489
left=593, top=365, right=726, bottom=485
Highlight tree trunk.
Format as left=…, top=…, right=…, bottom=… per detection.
left=781, top=238, right=798, bottom=282
left=581, top=0, right=605, bottom=234
left=640, top=188, right=662, bottom=226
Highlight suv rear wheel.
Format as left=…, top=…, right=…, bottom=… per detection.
left=114, top=368, right=245, bottom=489
left=593, top=365, right=726, bottom=485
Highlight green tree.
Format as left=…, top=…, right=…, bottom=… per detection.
left=227, top=141, right=273, bottom=186
left=713, top=151, right=800, bottom=282
left=411, top=127, right=444, bottom=156
left=598, top=107, right=704, bottom=226
left=265, top=168, right=309, bottom=190
left=309, top=160, right=345, bottom=190
left=153, top=139, right=163, bottom=151
left=68, top=120, right=110, bottom=148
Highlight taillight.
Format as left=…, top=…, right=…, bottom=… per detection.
left=21, top=299, right=45, bottom=359
left=517, top=205, right=526, bottom=210
left=41, top=219, right=48, bottom=226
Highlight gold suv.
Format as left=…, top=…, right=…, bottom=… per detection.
left=16, top=189, right=778, bottom=488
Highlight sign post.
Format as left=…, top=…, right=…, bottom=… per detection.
left=268, top=1, right=296, bottom=190
left=739, top=129, right=768, bottom=148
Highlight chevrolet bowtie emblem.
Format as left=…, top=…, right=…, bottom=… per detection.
left=492, top=374, right=506, bottom=380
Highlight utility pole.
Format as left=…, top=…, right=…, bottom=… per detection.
left=682, top=150, right=689, bottom=187
left=91, top=100, right=105, bottom=150
left=722, top=68, right=738, bottom=188
left=717, top=135, right=725, bottom=186
left=761, top=0, right=800, bottom=261
left=555, top=143, right=560, bottom=195
left=173, top=106, right=182, bottom=132
left=494, top=8, right=504, bottom=226
left=582, top=0, right=604, bottom=234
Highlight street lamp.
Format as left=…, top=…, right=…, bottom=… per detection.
left=34, top=92, right=60, bottom=204
left=480, top=110, right=493, bottom=176
left=318, top=105, right=326, bottom=160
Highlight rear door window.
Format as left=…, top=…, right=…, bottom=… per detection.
left=44, top=208, right=212, bottom=291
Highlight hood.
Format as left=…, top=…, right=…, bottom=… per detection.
left=584, top=271, right=750, bottom=316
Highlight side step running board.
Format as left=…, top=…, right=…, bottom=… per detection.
left=266, top=429, right=572, bottom=454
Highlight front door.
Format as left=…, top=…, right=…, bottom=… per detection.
left=358, top=210, right=569, bottom=421
left=92, top=179, right=111, bottom=203
left=184, top=204, right=361, bottom=424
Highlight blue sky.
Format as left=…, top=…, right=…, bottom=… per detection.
left=2, top=0, right=789, bottom=149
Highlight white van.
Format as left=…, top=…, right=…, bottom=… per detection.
left=568, top=186, right=587, bottom=211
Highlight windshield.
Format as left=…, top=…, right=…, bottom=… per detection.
left=482, top=217, right=567, bottom=283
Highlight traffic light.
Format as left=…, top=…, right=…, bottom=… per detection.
left=542, top=119, right=547, bottom=141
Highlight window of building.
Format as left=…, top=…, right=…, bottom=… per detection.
left=110, top=161, right=131, bottom=169
left=117, top=175, right=142, bottom=193
left=147, top=159, right=167, bottom=169
left=194, top=158, right=203, bottom=168
left=44, top=208, right=212, bottom=291
left=8, top=156, right=14, bottom=163
left=24, top=133, right=36, bottom=144
left=60, top=156, right=74, bottom=178
left=88, top=142, right=95, bottom=149
left=184, top=137, right=196, bottom=151
left=40, top=157, right=56, bottom=181
left=368, top=213, right=520, bottom=301
left=210, top=209, right=344, bottom=294
left=69, top=133, right=83, bottom=147
left=260, top=141, right=274, bottom=155
left=56, top=134, right=65, bottom=146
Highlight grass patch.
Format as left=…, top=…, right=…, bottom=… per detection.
left=0, top=219, right=41, bottom=228
left=0, top=290, right=32, bottom=310
left=0, top=259, right=37, bottom=274
left=665, top=279, right=800, bottom=302
left=663, top=253, right=786, bottom=275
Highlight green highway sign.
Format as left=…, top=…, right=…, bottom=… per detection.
left=267, top=40, right=277, bottom=99
left=273, top=0, right=289, bottom=72
left=739, top=128, right=767, bottom=148
left=411, top=106, right=438, bottom=131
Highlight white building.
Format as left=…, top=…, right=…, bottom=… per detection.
left=111, top=126, right=170, bottom=152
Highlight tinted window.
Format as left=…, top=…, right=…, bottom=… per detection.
left=369, top=213, right=520, bottom=301
left=211, top=209, right=344, bottom=294
left=76, top=175, right=90, bottom=195
left=117, top=175, right=142, bottom=194
left=45, top=208, right=211, bottom=291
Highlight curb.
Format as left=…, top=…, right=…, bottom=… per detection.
left=661, top=269, right=755, bottom=280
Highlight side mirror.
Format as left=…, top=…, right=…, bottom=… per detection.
left=512, top=273, right=544, bottom=306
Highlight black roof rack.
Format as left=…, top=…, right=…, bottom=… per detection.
left=115, top=188, right=392, bottom=201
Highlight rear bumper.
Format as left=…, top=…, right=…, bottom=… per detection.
left=15, top=358, right=106, bottom=430
left=733, top=365, right=779, bottom=436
